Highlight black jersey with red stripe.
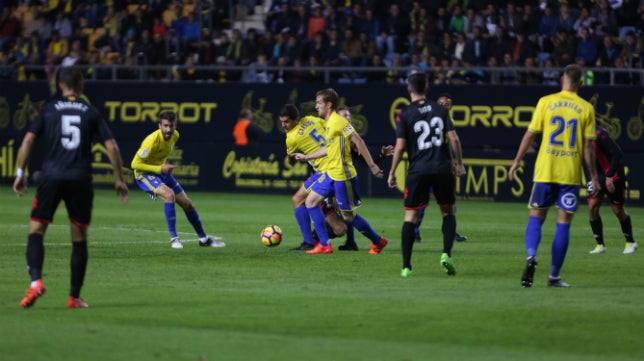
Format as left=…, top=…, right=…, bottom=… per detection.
left=594, top=126, right=625, bottom=181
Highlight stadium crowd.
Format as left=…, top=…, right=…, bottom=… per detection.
left=0, top=0, right=642, bottom=84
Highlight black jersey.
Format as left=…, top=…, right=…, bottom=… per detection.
left=395, top=98, right=454, bottom=175
left=594, top=126, right=625, bottom=180
left=29, top=95, right=114, bottom=180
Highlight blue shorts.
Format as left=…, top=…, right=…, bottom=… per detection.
left=528, top=182, right=580, bottom=213
left=303, top=172, right=323, bottom=192
left=135, top=173, right=184, bottom=200
left=311, top=173, right=362, bottom=212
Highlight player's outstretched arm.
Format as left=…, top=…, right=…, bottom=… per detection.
left=13, top=132, right=36, bottom=198
left=105, top=138, right=129, bottom=203
left=350, top=133, right=383, bottom=178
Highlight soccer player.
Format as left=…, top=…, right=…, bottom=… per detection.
left=414, top=93, right=467, bottom=243
left=279, top=104, right=345, bottom=251
left=13, top=67, right=129, bottom=309
left=131, top=111, right=225, bottom=249
left=387, top=72, right=465, bottom=277
left=293, top=88, right=388, bottom=254
left=587, top=125, right=637, bottom=254
left=335, top=105, right=394, bottom=251
left=509, top=64, right=600, bottom=288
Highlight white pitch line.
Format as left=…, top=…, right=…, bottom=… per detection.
left=0, top=224, right=220, bottom=247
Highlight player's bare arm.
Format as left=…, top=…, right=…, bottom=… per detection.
left=447, top=131, right=465, bottom=177
left=509, top=130, right=538, bottom=181
left=349, top=132, right=383, bottom=178
left=13, top=131, right=36, bottom=197
left=293, top=146, right=327, bottom=161
left=161, top=164, right=176, bottom=174
left=388, top=138, right=406, bottom=188
left=104, top=138, right=129, bottom=203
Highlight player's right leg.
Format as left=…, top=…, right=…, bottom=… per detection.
left=291, top=184, right=315, bottom=250
left=21, top=180, right=59, bottom=308
left=587, top=196, right=606, bottom=254
left=135, top=174, right=180, bottom=248
left=65, top=180, right=92, bottom=308
left=305, top=175, right=334, bottom=254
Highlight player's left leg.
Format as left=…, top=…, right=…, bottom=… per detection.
left=65, top=179, right=92, bottom=308
left=608, top=180, right=637, bottom=254
left=175, top=191, right=225, bottom=248
left=336, top=178, right=387, bottom=254
left=548, top=185, right=578, bottom=288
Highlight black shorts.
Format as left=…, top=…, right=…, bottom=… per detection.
left=404, top=173, right=455, bottom=210
left=31, top=179, right=94, bottom=227
left=588, top=177, right=626, bottom=205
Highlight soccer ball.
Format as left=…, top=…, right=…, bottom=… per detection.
left=261, top=225, right=283, bottom=247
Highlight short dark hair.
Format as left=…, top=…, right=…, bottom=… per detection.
left=407, top=72, right=428, bottom=95
left=58, top=67, right=83, bottom=93
left=279, top=104, right=300, bottom=120
left=438, top=92, right=453, bottom=101
left=158, top=111, right=177, bottom=124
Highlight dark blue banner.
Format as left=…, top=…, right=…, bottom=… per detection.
left=1, top=81, right=642, bottom=205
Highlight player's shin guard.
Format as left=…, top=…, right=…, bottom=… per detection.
left=590, top=217, right=604, bottom=245
left=70, top=240, right=88, bottom=298
left=295, top=206, right=315, bottom=245
left=164, top=202, right=177, bottom=238
left=185, top=207, right=206, bottom=239
left=308, top=206, right=330, bottom=246
left=352, top=215, right=381, bottom=244
left=26, top=233, right=44, bottom=281
left=550, top=223, right=571, bottom=279
left=402, top=222, right=415, bottom=269
left=525, top=216, right=543, bottom=258
left=442, top=214, right=456, bottom=256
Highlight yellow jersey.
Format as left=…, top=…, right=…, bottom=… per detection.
left=286, top=115, right=329, bottom=173
left=324, top=111, right=357, bottom=181
left=530, top=90, right=596, bottom=185
left=131, top=129, right=180, bottom=178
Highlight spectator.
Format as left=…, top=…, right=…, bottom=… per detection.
left=270, top=3, right=293, bottom=34
left=538, top=5, right=558, bottom=39
left=500, top=52, right=519, bottom=84
left=512, top=32, right=538, bottom=65
left=53, top=11, right=72, bottom=39
left=61, top=38, right=85, bottom=67
left=483, top=3, right=500, bottom=36
left=500, top=1, right=523, bottom=38
left=592, top=0, right=618, bottom=36
left=519, top=3, right=540, bottom=37
left=597, top=34, right=621, bottom=68
left=556, top=2, right=577, bottom=34
left=542, top=57, right=560, bottom=85
left=619, top=30, right=643, bottom=68
left=453, top=32, right=468, bottom=61
left=241, top=28, right=260, bottom=66
left=307, top=5, right=325, bottom=39
left=386, top=53, right=406, bottom=84
left=439, top=31, right=455, bottom=61
left=487, top=25, right=512, bottom=64
left=383, top=3, right=410, bottom=54
left=612, top=55, right=641, bottom=85
left=322, top=28, right=343, bottom=66
left=576, top=27, right=599, bottom=66
left=357, top=8, right=380, bottom=40
left=448, top=5, right=466, bottom=34
left=358, top=31, right=377, bottom=66
left=0, top=7, right=21, bottom=52
left=519, top=56, right=542, bottom=84
left=341, top=28, right=362, bottom=66
left=573, top=7, right=596, bottom=38
left=409, top=2, right=431, bottom=39
left=46, top=30, right=68, bottom=64
left=291, top=3, right=308, bottom=39
left=551, top=28, right=576, bottom=66
left=464, top=6, right=484, bottom=38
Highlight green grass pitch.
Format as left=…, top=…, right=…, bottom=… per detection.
left=1, top=188, right=642, bottom=361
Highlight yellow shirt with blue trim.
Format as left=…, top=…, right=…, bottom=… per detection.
left=131, top=129, right=180, bottom=178
left=530, top=90, right=596, bottom=185
left=325, top=111, right=357, bottom=181
left=285, top=115, right=330, bottom=173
